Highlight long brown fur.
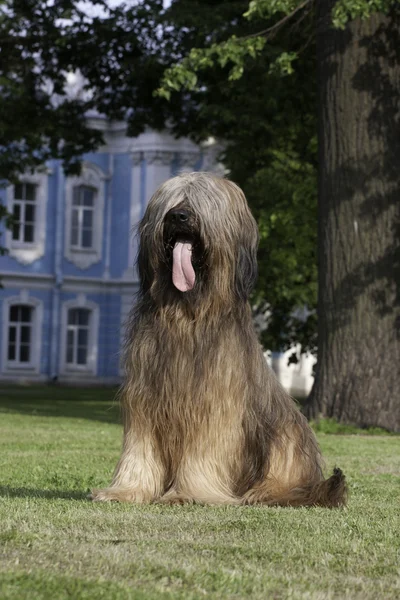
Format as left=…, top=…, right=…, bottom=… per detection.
left=91, top=172, right=347, bottom=507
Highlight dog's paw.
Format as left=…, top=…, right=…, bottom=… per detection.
left=155, top=490, right=195, bottom=505
left=241, top=486, right=273, bottom=505
left=89, top=488, right=119, bottom=502
left=89, top=487, right=152, bottom=503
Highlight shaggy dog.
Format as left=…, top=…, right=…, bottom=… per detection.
left=91, top=172, right=346, bottom=507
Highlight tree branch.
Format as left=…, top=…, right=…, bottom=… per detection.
left=243, top=0, right=313, bottom=41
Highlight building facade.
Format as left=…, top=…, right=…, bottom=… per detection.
left=0, top=118, right=218, bottom=384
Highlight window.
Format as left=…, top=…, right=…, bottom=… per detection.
left=60, top=299, right=99, bottom=376
left=70, top=186, right=96, bottom=250
left=64, top=163, right=105, bottom=269
left=12, top=183, right=37, bottom=243
left=1, top=296, right=43, bottom=375
left=66, top=308, right=91, bottom=367
left=7, top=305, right=33, bottom=364
left=6, top=172, right=48, bottom=265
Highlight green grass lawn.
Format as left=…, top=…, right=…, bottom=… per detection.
left=0, top=385, right=399, bottom=600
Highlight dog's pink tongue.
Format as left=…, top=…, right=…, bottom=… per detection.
left=172, top=242, right=195, bottom=292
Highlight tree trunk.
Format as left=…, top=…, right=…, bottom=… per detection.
left=306, top=2, right=400, bottom=431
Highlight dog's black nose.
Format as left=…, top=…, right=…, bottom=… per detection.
left=168, top=209, right=190, bottom=223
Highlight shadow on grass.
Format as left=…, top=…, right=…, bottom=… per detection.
left=0, top=485, right=88, bottom=501
left=0, top=385, right=121, bottom=424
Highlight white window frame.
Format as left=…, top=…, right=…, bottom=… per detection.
left=11, top=182, right=37, bottom=244
left=64, top=162, right=105, bottom=269
left=66, top=307, right=91, bottom=368
left=1, top=294, right=43, bottom=374
left=70, top=185, right=96, bottom=251
left=6, top=172, right=48, bottom=265
left=59, top=298, right=99, bottom=375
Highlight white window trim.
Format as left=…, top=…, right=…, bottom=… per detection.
left=66, top=311, right=91, bottom=367
left=12, top=183, right=36, bottom=243
left=59, top=298, right=99, bottom=375
left=1, top=294, right=43, bottom=375
left=6, top=172, right=48, bottom=265
left=64, top=162, right=105, bottom=269
left=70, top=185, right=96, bottom=251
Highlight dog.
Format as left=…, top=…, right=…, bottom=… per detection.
left=91, top=172, right=346, bottom=507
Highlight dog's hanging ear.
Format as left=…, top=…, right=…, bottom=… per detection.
left=235, top=225, right=259, bottom=301
left=221, top=178, right=259, bottom=302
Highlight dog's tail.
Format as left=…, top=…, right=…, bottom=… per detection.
left=303, top=467, right=347, bottom=508
left=265, top=468, right=347, bottom=508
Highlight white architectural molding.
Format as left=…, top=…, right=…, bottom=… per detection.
left=92, top=121, right=200, bottom=156
left=20, top=288, right=29, bottom=303
left=59, top=298, right=99, bottom=376
left=144, top=150, right=174, bottom=166
left=64, top=161, right=106, bottom=269
left=1, top=294, right=43, bottom=376
left=143, top=149, right=173, bottom=207
left=123, top=152, right=143, bottom=280
left=0, top=272, right=140, bottom=294
left=5, top=171, right=49, bottom=265
left=0, top=373, right=49, bottom=384
left=132, top=151, right=143, bottom=166
left=61, top=279, right=139, bottom=295
left=57, top=375, right=121, bottom=385
left=76, top=293, right=86, bottom=306
left=103, top=154, right=114, bottom=279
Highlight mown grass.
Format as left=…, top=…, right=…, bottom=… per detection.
left=0, top=385, right=399, bottom=600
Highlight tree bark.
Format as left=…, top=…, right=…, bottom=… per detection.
left=306, top=2, right=400, bottom=431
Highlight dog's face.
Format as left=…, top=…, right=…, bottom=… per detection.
left=137, top=172, right=259, bottom=306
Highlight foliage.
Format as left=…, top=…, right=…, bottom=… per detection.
left=332, top=0, right=398, bottom=28
left=0, top=0, right=108, bottom=181
left=0, top=0, right=110, bottom=257
left=0, top=0, right=167, bottom=254
left=0, top=386, right=399, bottom=599
left=245, top=0, right=398, bottom=25
left=158, top=0, right=399, bottom=96
left=157, top=36, right=267, bottom=100
left=156, top=1, right=309, bottom=95
left=245, top=0, right=306, bottom=20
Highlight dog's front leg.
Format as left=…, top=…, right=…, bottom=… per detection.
left=157, top=434, right=242, bottom=506
left=90, top=430, right=165, bottom=503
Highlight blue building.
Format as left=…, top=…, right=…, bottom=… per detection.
left=0, top=117, right=217, bottom=384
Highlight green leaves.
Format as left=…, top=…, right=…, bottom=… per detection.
left=332, top=0, right=398, bottom=29
left=248, top=139, right=318, bottom=354
left=158, top=0, right=397, bottom=96
left=245, top=0, right=398, bottom=27
left=268, top=51, right=297, bottom=75
left=245, top=0, right=307, bottom=20
left=156, top=35, right=266, bottom=98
